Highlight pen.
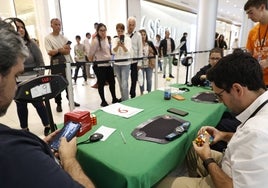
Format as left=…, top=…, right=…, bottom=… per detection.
left=120, top=131, right=127, bottom=144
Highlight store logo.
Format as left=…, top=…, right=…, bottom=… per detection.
left=140, top=16, right=177, bottom=40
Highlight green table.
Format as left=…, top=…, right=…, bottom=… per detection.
left=77, top=86, right=226, bottom=188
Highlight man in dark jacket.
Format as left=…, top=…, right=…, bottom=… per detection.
left=191, top=48, right=222, bottom=86
left=159, top=29, right=175, bottom=78
left=179, top=32, right=188, bottom=58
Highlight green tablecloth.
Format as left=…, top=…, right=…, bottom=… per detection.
left=76, top=86, right=226, bottom=188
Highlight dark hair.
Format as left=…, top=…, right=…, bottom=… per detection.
left=116, top=23, right=125, bottom=31
left=3, top=17, right=31, bottom=44
left=210, top=47, right=223, bottom=57
left=139, top=29, right=148, bottom=42
left=207, top=51, right=266, bottom=92
left=244, top=0, right=268, bottom=10
left=0, top=20, right=28, bottom=76
left=50, top=18, right=61, bottom=24
left=14, top=18, right=31, bottom=43
left=86, top=32, right=91, bottom=37
left=75, top=35, right=81, bottom=40
left=215, top=32, right=219, bottom=39
left=96, top=23, right=107, bottom=49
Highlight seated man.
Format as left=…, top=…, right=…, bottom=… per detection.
left=0, top=19, right=94, bottom=188
left=191, top=48, right=222, bottom=86
left=191, top=48, right=240, bottom=152
left=156, top=50, right=268, bottom=188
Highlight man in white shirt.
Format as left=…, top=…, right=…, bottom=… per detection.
left=44, top=18, right=80, bottom=112
left=126, top=17, right=143, bottom=98
left=156, top=51, right=268, bottom=188
left=83, top=32, right=94, bottom=79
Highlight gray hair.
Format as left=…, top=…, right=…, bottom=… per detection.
left=0, top=20, right=28, bottom=76
left=127, top=16, right=137, bottom=24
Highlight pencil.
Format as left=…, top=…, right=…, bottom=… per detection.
left=120, top=131, right=127, bottom=144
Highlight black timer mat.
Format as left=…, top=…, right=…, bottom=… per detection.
left=191, top=91, right=218, bottom=103
left=131, top=115, right=187, bottom=144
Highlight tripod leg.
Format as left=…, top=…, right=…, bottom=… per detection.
left=185, top=66, right=189, bottom=84
left=44, top=99, right=57, bottom=132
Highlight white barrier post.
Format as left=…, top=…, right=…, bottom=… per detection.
left=154, top=55, right=158, bottom=90
left=176, top=54, right=180, bottom=84
left=65, top=62, right=74, bottom=111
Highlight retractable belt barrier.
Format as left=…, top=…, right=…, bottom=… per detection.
left=23, top=50, right=213, bottom=73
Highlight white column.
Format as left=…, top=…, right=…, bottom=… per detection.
left=127, top=0, right=141, bottom=27
left=0, top=0, right=16, bottom=18
left=193, top=0, right=218, bottom=75
left=239, top=11, right=254, bottom=48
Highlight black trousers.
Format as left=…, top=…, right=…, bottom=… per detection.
left=74, top=62, right=87, bottom=82
left=130, top=62, right=138, bottom=98
left=93, top=65, right=117, bottom=102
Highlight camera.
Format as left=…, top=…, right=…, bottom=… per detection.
left=119, top=35, right=124, bottom=43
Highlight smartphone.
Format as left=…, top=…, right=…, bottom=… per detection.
left=66, top=40, right=72, bottom=45
left=50, top=121, right=81, bottom=151
left=119, top=35, right=124, bottom=43
left=167, top=108, right=189, bottom=116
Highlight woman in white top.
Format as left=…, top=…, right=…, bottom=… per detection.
left=112, top=23, right=132, bottom=101
left=138, top=29, right=157, bottom=95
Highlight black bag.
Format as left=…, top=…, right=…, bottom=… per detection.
left=172, top=57, right=178, bottom=66
left=50, top=53, right=66, bottom=74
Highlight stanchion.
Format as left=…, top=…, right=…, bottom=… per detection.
left=66, top=62, right=74, bottom=111
left=154, top=55, right=159, bottom=91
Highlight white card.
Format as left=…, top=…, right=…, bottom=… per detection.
left=94, top=125, right=116, bottom=141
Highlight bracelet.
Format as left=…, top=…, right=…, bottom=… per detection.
left=203, top=158, right=216, bottom=171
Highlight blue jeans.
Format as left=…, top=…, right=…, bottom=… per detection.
left=158, top=60, right=162, bottom=71
left=163, top=55, right=173, bottom=76
left=139, top=67, right=153, bottom=94
left=114, top=64, right=130, bottom=101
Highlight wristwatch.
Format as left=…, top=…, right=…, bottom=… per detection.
left=203, top=158, right=216, bottom=171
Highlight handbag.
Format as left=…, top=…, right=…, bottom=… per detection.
left=50, top=52, right=66, bottom=74
left=172, top=57, right=178, bottom=66
left=148, top=47, right=156, bottom=69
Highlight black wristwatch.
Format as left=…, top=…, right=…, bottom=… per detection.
left=203, top=158, right=216, bottom=171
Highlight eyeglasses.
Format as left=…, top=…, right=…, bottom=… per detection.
left=210, top=57, right=221, bottom=61
left=99, top=29, right=106, bottom=32
left=214, top=89, right=225, bottom=100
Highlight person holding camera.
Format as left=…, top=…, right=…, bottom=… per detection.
left=112, top=23, right=132, bottom=101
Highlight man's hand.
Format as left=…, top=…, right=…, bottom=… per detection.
left=58, top=137, right=77, bottom=161
left=198, top=126, right=222, bottom=144
left=259, top=59, right=268, bottom=69
left=193, top=139, right=212, bottom=161
left=43, top=129, right=61, bottom=144
left=200, top=74, right=207, bottom=80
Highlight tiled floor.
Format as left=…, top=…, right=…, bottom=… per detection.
left=2, top=64, right=187, bottom=138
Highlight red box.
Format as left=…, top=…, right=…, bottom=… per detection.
left=64, top=111, right=92, bottom=137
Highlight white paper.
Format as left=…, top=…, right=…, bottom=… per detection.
left=94, top=125, right=116, bottom=141
left=101, top=103, right=144, bottom=118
